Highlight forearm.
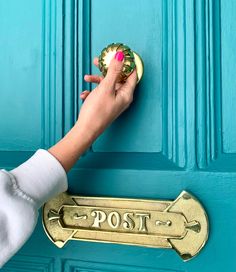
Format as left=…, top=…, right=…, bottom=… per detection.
left=48, top=121, right=95, bottom=172
left=48, top=52, right=136, bottom=173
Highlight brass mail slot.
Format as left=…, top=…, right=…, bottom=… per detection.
left=42, top=191, right=209, bottom=261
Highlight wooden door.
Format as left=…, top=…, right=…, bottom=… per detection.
left=1, top=0, right=236, bottom=271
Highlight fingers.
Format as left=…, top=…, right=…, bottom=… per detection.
left=102, top=51, right=125, bottom=88
left=84, top=74, right=103, bottom=84
left=83, top=57, right=102, bottom=85
left=90, top=54, right=125, bottom=95
left=116, top=69, right=138, bottom=106
left=122, top=68, right=138, bottom=92
left=80, top=90, right=90, bottom=100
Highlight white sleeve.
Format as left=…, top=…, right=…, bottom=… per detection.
left=0, top=149, right=68, bottom=268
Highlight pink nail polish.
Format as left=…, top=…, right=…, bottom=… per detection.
left=115, top=51, right=124, bottom=61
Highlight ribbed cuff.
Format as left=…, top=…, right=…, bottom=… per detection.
left=10, top=149, right=68, bottom=208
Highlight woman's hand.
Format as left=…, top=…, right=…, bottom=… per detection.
left=77, top=51, right=137, bottom=141
left=48, top=51, right=137, bottom=172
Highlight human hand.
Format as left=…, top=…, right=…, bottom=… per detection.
left=48, top=51, right=137, bottom=172
left=77, top=51, right=138, bottom=142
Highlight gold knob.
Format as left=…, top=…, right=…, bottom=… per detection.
left=98, top=43, right=144, bottom=83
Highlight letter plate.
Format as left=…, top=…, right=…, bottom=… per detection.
left=42, top=191, right=209, bottom=261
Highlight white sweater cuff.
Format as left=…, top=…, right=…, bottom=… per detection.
left=10, top=149, right=68, bottom=208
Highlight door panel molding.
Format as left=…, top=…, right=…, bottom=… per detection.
left=1, top=255, right=54, bottom=272
left=195, top=0, right=221, bottom=169
left=63, top=259, right=184, bottom=272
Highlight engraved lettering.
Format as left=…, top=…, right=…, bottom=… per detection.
left=123, top=212, right=135, bottom=230
left=156, top=220, right=172, bottom=226
left=91, top=210, right=106, bottom=228
left=74, top=213, right=87, bottom=220
left=107, top=211, right=121, bottom=229
left=136, top=213, right=150, bottom=232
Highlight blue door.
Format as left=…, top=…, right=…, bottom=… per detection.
left=1, top=0, right=236, bottom=271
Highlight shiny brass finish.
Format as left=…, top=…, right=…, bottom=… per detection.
left=98, top=43, right=144, bottom=83
left=42, top=191, right=209, bottom=261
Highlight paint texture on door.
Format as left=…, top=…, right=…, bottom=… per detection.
left=0, top=0, right=236, bottom=271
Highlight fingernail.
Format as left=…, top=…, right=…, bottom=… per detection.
left=114, top=51, right=124, bottom=61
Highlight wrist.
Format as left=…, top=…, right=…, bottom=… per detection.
left=73, top=120, right=97, bottom=144
left=73, top=119, right=102, bottom=144
left=48, top=121, right=97, bottom=172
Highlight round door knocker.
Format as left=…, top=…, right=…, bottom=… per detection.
left=98, top=43, right=144, bottom=83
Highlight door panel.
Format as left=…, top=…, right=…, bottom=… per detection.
left=0, top=0, right=64, bottom=153
left=91, top=0, right=163, bottom=153
left=0, top=0, right=43, bottom=150
left=1, top=0, right=236, bottom=271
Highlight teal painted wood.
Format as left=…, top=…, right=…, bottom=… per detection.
left=1, top=0, right=236, bottom=271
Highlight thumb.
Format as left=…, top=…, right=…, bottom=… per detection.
left=103, top=51, right=124, bottom=87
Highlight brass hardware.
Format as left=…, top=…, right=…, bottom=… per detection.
left=42, top=191, right=209, bottom=261
left=98, top=43, right=144, bottom=83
